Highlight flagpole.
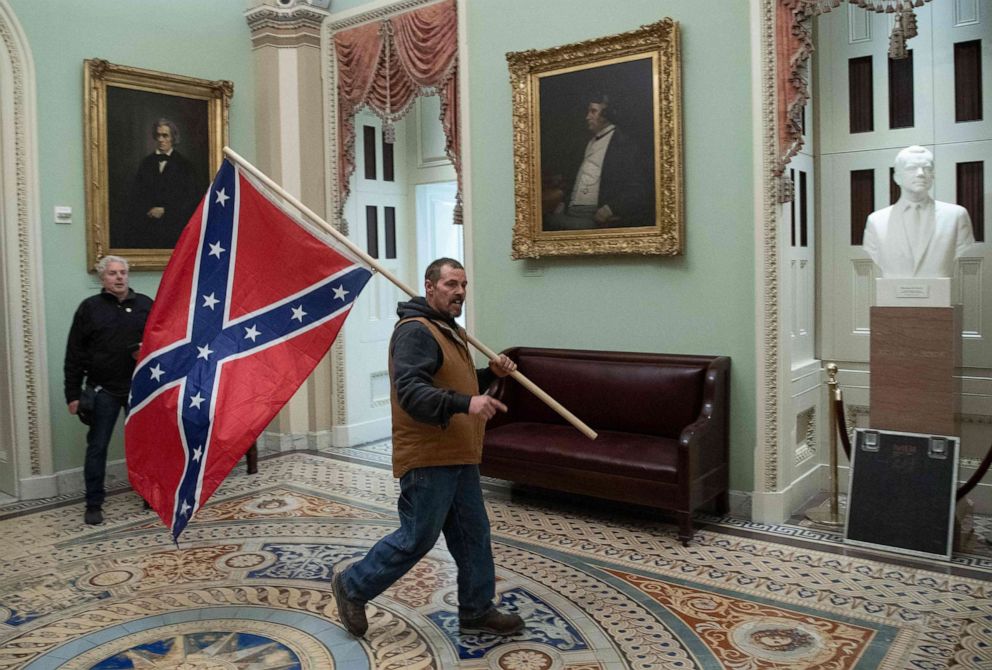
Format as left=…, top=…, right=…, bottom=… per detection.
left=223, top=147, right=597, bottom=440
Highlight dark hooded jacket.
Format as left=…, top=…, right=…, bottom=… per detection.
left=390, top=297, right=495, bottom=427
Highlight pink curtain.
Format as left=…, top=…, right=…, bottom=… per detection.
left=776, top=1, right=820, bottom=177
left=334, top=0, right=462, bottom=222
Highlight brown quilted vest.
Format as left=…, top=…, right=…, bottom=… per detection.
left=390, top=317, right=484, bottom=478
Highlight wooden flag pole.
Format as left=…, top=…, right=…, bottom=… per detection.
left=223, top=147, right=597, bottom=440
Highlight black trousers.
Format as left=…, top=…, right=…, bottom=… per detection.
left=84, top=389, right=126, bottom=507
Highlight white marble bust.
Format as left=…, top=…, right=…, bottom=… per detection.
left=863, top=145, right=975, bottom=278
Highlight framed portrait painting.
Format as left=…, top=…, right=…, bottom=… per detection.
left=83, top=59, right=232, bottom=271
left=507, top=20, right=682, bottom=258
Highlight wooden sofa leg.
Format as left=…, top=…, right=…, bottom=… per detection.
left=246, top=443, right=258, bottom=475
left=677, top=513, right=693, bottom=546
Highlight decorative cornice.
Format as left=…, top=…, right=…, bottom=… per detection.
left=328, top=0, right=443, bottom=31
left=245, top=4, right=328, bottom=49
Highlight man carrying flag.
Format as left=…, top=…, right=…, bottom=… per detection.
left=125, top=159, right=372, bottom=539
left=332, top=258, right=527, bottom=638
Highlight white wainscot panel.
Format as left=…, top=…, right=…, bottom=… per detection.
left=960, top=258, right=983, bottom=338
left=851, top=259, right=875, bottom=334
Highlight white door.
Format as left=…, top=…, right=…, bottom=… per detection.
left=415, top=181, right=463, bottom=324
left=338, top=111, right=414, bottom=446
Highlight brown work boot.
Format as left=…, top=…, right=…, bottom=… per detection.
left=459, top=609, right=525, bottom=636
left=332, top=571, right=368, bottom=637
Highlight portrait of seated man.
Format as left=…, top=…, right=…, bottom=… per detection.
left=543, top=92, right=653, bottom=232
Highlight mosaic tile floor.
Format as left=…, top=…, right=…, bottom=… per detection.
left=0, top=448, right=990, bottom=669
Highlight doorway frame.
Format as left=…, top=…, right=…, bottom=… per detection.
left=0, top=0, right=54, bottom=499
left=323, top=0, right=471, bottom=434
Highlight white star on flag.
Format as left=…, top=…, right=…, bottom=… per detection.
left=333, top=285, right=349, bottom=301
left=180, top=500, right=191, bottom=516
left=189, top=393, right=205, bottom=409
left=149, top=364, right=165, bottom=382
left=196, top=344, right=214, bottom=360
left=244, top=324, right=260, bottom=342
left=215, top=188, right=230, bottom=207
left=291, top=305, right=307, bottom=322
left=202, top=293, right=219, bottom=310
left=208, top=242, right=226, bottom=258
left=192, top=445, right=203, bottom=462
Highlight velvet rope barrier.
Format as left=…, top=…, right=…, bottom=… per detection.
left=958, top=441, right=992, bottom=501
left=833, top=393, right=851, bottom=461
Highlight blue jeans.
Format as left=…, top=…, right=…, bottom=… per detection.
left=84, top=388, right=125, bottom=507
left=339, top=464, right=496, bottom=620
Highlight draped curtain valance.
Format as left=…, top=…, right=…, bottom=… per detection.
left=333, top=0, right=462, bottom=221
left=775, top=0, right=930, bottom=199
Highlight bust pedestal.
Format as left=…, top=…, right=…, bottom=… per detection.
left=869, top=304, right=961, bottom=436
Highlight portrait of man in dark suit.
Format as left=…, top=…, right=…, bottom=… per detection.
left=105, top=86, right=211, bottom=252
left=120, top=118, right=202, bottom=249
left=537, top=57, right=656, bottom=232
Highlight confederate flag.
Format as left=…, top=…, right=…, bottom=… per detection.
left=125, top=159, right=372, bottom=540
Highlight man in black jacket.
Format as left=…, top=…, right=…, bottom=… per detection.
left=64, top=255, right=153, bottom=524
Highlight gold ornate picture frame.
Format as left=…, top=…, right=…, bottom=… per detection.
left=508, top=20, right=682, bottom=258
left=83, top=59, right=232, bottom=271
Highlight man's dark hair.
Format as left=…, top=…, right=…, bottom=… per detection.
left=153, top=118, right=181, bottom=145
left=589, top=92, right=618, bottom=124
left=425, top=257, right=464, bottom=283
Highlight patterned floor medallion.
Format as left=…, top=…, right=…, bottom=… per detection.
left=0, top=450, right=989, bottom=669
left=65, top=620, right=319, bottom=669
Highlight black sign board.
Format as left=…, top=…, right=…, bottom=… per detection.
left=844, top=429, right=958, bottom=560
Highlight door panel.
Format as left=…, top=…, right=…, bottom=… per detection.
left=339, top=112, right=412, bottom=444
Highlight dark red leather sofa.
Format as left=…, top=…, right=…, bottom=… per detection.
left=481, top=347, right=730, bottom=545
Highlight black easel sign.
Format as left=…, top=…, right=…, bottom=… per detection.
left=845, top=429, right=958, bottom=561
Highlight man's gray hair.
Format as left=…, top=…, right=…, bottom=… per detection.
left=425, top=257, right=464, bottom=284
left=95, top=255, right=129, bottom=276
left=153, top=118, right=181, bottom=145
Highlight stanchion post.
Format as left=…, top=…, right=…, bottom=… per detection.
left=807, top=363, right=844, bottom=527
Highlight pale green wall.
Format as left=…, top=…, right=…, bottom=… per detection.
left=9, top=0, right=256, bottom=472
left=463, top=0, right=756, bottom=490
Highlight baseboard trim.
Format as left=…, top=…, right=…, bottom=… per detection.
left=329, top=418, right=390, bottom=448
left=54, top=458, right=130, bottom=498
left=751, top=464, right=823, bottom=524
left=728, top=490, right=752, bottom=519
left=18, top=472, right=59, bottom=500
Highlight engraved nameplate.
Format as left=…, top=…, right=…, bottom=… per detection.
left=875, top=277, right=950, bottom=307
left=895, top=284, right=930, bottom=298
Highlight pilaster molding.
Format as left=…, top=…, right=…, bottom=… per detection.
left=245, top=3, right=328, bottom=50
left=0, top=0, right=52, bottom=487
left=755, top=0, right=782, bottom=493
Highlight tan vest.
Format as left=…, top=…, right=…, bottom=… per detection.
left=390, top=317, right=484, bottom=478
